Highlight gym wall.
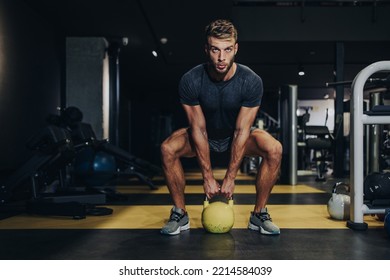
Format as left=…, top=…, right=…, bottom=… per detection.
left=66, top=37, right=107, bottom=140
left=0, top=0, right=62, bottom=171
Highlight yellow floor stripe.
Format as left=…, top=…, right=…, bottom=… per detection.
left=117, top=184, right=325, bottom=194
left=0, top=205, right=382, bottom=230
left=127, top=168, right=324, bottom=194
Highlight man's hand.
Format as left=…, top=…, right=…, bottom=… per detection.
left=220, top=177, right=235, bottom=199
left=203, top=177, right=221, bottom=199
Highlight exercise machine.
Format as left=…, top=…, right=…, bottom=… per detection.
left=0, top=107, right=162, bottom=218
left=303, top=108, right=333, bottom=181
left=0, top=125, right=108, bottom=218
left=347, top=61, right=390, bottom=230
left=53, top=107, right=161, bottom=189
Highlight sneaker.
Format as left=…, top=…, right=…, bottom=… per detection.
left=160, top=206, right=190, bottom=235
left=248, top=208, right=280, bottom=235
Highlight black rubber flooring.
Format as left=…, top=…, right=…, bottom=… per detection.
left=0, top=228, right=389, bottom=260
left=0, top=174, right=389, bottom=260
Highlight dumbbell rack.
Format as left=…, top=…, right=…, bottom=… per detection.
left=347, top=61, right=390, bottom=230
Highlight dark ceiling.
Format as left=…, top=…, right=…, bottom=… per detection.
left=22, top=0, right=390, bottom=100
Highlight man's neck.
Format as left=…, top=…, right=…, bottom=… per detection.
left=208, top=63, right=237, bottom=82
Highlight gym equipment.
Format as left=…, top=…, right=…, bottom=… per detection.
left=0, top=125, right=74, bottom=203
left=279, top=85, right=298, bottom=185
left=303, top=107, right=334, bottom=182
left=74, top=147, right=117, bottom=187
left=202, top=197, right=234, bottom=233
left=99, top=141, right=160, bottom=188
left=240, top=156, right=261, bottom=175
left=49, top=106, right=161, bottom=189
left=385, top=212, right=390, bottom=237
left=364, top=172, right=390, bottom=202
left=0, top=125, right=110, bottom=218
left=305, top=126, right=333, bottom=181
left=1, top=106, right=161, bottom=218
left=327, top=182, right=350, bottom=220
left=367, top=92, right=382, bottom=174
left=380, top=129, right=390, bottom=170
left=347, top=61, right=390, bottom=231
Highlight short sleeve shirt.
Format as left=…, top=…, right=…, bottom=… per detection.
left=179, top=63, right=263, bottom=139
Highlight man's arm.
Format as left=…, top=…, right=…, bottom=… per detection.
left=221, top=106, right=260, bottom=198
left=182, top=104, right=220, bottom=198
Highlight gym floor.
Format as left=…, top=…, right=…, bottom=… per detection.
left=0, top=169, right=389, bottom=260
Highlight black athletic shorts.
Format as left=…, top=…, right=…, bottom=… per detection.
left=207, top=127, right=257, bottom=153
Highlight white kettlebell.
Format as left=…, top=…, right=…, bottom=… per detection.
left=327, top=182, right=351, bottom=220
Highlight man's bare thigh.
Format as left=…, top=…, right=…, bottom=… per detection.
left=163, top=128, right=196, bottom=158
left=244, top=128, right=279, bottom=157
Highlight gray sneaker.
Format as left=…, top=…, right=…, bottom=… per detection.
left=160, top=206, right=190, bottom=235
left=248, top=208, right=280, bottom=235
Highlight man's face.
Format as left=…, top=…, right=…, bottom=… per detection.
left=205, top=36, right=238, bottom=76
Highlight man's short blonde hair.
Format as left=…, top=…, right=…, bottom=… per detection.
left=205, top=19, right=238, bottom=43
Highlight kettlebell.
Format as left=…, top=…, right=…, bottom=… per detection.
left=201, top=196, right=235, bottom=233
left=327, top=182, right=351, bottom=220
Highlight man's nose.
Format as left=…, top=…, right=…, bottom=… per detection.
left=218, top=51, right=226, bottom=61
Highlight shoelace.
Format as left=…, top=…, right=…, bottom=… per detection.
left=169, top=211, right=184, bottom=222
left=256, top=212, right=272, bottom=222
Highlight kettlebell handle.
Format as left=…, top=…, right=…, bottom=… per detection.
left=332, top=182, right=350, bottom=194
left=203, top=196, right=234, bottom=209
left=203, top=197, right=209, bottom=208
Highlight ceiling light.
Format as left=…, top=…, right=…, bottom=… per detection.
left=160, top=37, right=168, bottom=44
left=152, top=50, right=158, bottom=57
left=298, top=65, right=305, bottom=76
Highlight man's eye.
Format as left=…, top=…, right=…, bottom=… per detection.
left=211, top=48, right=219, bottom=53
left=225, top=48, right=233, bottom=52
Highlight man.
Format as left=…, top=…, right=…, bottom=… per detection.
left=160, top=19, right=282, bottom=235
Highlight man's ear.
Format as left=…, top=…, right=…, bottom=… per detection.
left=235, top=43, right=238, bottom=55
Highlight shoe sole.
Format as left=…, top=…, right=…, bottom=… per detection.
left=248, top=222, right=280, bottom=235
left=160, top=222, right=190, bottom=235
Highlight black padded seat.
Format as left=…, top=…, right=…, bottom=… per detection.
left=304, top=125, right=331, bottom=136
left=306, top=138, right=332, bottom=150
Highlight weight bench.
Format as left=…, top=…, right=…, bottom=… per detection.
left=69, top=121, right=161, bottom=189
left=1, top=125, right=110, bottom=219
left=304, top=125, right=333, bottom=181
left=46, top=106, right=162, bottom=190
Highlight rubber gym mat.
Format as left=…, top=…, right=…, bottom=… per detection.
left=106, top=193, right=330, bottom=205
left=116, top=184, right=325, bottom=194
left=1, top=228, right=388, bottom=260
left=0, top=204, right=383, bottom=230
left=110, top=184, right=329, bottom=205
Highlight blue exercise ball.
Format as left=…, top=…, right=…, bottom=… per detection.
left=74, top=147, right=116, bottom=187
left=385, top=212, right=390, bottom=237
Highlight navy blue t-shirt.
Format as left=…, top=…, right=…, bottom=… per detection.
left=179, top=63, right=263, bottom=139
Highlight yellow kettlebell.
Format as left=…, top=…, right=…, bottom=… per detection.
left=201, top=197, right=235, bottom=233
